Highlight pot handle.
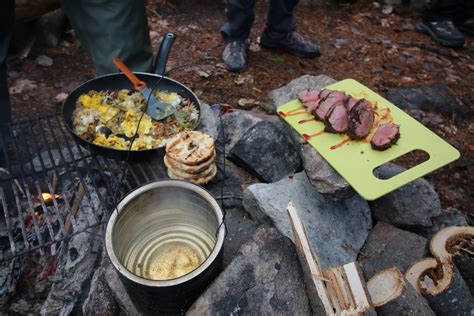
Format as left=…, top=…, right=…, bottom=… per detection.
left=153, top=32, right=176, bottom=76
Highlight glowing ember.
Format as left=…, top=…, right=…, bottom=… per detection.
left=40, top=192, right=61, bottom=202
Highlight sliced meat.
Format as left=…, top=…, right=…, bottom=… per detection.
left=314, top=90, right=347, bottom=120
left=298, top=90, right=321, bottom=103
left=345, top=97, right=360, bottom=112
left=324, top=101, right=348, bottom=133
left=347, top=99, right=375, bottom=140
left=371, top=123, right=400, bottom=151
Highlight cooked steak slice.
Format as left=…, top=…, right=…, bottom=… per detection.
left=298, top=90, right=321, bottom=103
left=315, top=91, right=347, bottom=120
left=324, top=101, right=348, bottom=133
left=345, top=97, right=360, bottom=112
left=371, top=123, right=400, bottom=151
left=347, top=99, right=375, bottom=140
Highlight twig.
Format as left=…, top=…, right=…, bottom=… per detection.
left=396, top=41, right=452, bottom=59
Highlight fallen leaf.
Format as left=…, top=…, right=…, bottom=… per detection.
left=380, top=19, right=390, bottom=28
left=234, top=74, right=253, bottom=85
left=9, top=79, right=37, bottom=94
left=195, top=70, right=210, bottom=78
left=238, top=98, right=258, bottom=108
left=55, top=92, right=68, bottom=103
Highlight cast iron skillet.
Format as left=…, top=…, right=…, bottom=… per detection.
left=62, top=33, right=201, bottom=159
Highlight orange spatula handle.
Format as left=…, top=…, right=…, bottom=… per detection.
left=113, top=58, right=146, bottom=90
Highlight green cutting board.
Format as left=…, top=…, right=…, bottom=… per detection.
left=277, top=79, right=460, bottom=201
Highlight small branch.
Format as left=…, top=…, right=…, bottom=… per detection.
left=396, top=41, right=452, bottom=59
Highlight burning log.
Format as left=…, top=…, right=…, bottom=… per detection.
left=430, top=226, right=474, bottom=294
left=405, top=257, right=474, bottom=315
left=287, top=202, right=374, bottom=315
left=367, top=267, right=435, bottom=315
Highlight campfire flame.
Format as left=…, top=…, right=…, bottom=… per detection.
left=40, top=192, right=61, bottom=202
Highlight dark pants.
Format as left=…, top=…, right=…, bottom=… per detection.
left=0, top=0, right=14, bottom=126
left=221, top=0, right=299, bottom=42
left=423, top=0, right=474, bottom=23
left=63, top=0, right=153, bottom=76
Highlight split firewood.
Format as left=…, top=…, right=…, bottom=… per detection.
left=287, top=201, right=375, bottom=315
left=367, top=267, right=435, bottom=315
left=430, top=226, right=474, bottom=294
left=405, top=257, right=474, bottom=315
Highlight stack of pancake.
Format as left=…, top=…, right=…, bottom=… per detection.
left=164, top=131, right=217, bottom=185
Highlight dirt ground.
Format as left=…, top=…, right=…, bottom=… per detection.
left=7, top=0, right=474, bottom=221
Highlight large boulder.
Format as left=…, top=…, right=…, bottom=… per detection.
left=196, top=102, right=218, bottom=140
left=415, top=207, right=468, bottom=239
left=242, top=172, right=372, bottom=269
left=187, top=226, right=311, bottom=315
left=269, top=75, right=351, bottom=201
left=358, top=222, right=430, bottom=280
left=268, top=74, right=336, bottom=110
left=386, top=83, right=467, bottom=118
left=229, top=121, right=302, bottom=183
left=370, top=163, right=443, bottom=232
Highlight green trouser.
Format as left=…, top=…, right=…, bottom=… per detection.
left=62, top=0, right=153, bottom=76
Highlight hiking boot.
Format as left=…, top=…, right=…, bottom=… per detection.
left=416, top=20, right=465, bottom=48
left=260, top=30, right=320, bottom=58
left=455, top=18, right=474, bottom=36
left=222, top=41, right=248, bottom=72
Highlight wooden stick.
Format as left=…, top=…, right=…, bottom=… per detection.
left=287, top=202, right=374, bottom=315
left=367, top=267, right=434, bottom=315
left=287, top=201, right=334, bottom=315
left=64, top=183, right=85, bottom=233
left=405, top=257, right=473, bottom=315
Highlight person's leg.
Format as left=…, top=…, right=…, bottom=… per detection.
left=454, top=0, right=474, bottom=35
left=220, top=0, right=256, bottom=72
left=63, top=0, right=153, bottom=76
left=0, top=0, right=14, bottom=128
left=416, top=0, right=465, bottom=47
left=220, top=0, right=256, bottom=43
left=266, top=0, right=299, bottom=33
left=260, top=0, right=320, bottom=58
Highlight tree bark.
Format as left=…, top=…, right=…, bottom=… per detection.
left=405, top=257, right=474, bottom=315
left=367, top=267, right=435, bottom=315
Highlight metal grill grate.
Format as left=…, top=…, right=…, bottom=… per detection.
left=0, top=113, right=172, bottom=262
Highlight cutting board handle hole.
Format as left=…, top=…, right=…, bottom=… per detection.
left=372, top=149, right=430, bottom=180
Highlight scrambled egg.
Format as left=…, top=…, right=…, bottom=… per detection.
left=72, top=89, right=198, bottom=151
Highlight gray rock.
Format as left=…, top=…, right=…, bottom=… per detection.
left=269, top=75, right=351, bottom=201
left=268, top=74, right=336, bottom=110
left=386, top=83, right=467, bottom=118
left=35, top=55, right=53, bottom=67
left=187, top=226, right=311, bottom=315
left=370, top=163, right=443, bottom=231
left=82, top=266, right=120, bottom=315
left=229, top=121, right=302, bottom=183
left=416, top=207, right=468, bottom=239
left=221, top=109, right=274, bottom=151
left=358, top=222, right=429, bottom=280
left=222, top=208, right=259, bottom=267
left=196, top=102, right=218, bottom=140
left=274, top=119, right=351, bottom=201
left=243, top=172, right=372, bottom=269
left=104, top=257, right=141, bottom=315
left=300, top=143, right=353, bottom=200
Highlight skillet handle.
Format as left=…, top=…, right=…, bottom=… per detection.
left=153, top=32, right=176, bottom=76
